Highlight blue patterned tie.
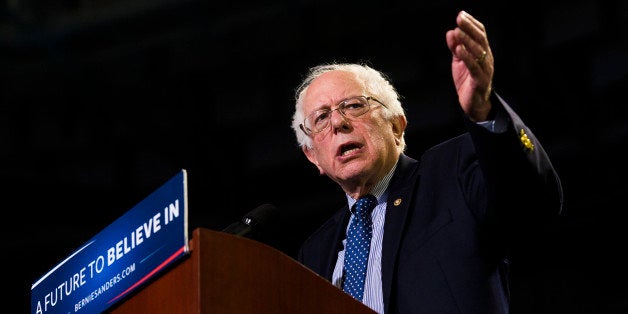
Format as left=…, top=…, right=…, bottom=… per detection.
left=342, top=194, right=377, bottom=301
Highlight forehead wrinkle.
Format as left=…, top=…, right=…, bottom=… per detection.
left=305, top=71, right=365, bottom=111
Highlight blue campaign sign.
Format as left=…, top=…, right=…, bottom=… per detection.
left=31, top=169, right=189, bottom=314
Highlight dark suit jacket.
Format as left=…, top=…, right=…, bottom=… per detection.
left=297, top=95, right=563, bottom=314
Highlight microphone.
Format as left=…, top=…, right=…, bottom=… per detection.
left=222, top=204, right=279, bottom=240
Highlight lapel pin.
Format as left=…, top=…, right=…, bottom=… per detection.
left=519, top=129, right=534, bottom=152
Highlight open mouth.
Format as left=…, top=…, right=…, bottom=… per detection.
left=338, top=143, right=363, bottom=156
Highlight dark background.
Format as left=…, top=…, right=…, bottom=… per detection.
left=3, top=0, right=626, bottom=313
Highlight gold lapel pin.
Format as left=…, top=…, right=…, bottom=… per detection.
left=519, top=129, right=534, bottom=152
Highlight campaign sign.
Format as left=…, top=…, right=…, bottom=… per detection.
left=31, top=169, right=189, bottom=314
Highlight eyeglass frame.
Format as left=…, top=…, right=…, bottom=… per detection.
left=299, top=95, right=387, bottom=136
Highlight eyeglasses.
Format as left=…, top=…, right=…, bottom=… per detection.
left=300, top=96, right=386, bottom=135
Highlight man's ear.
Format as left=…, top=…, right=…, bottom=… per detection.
left=391, top=115, right=407, bottom=145
left=302, top=145, right=325, bottom=175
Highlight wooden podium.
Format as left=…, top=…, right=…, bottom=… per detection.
left=106, top=227, right=375, bottom=313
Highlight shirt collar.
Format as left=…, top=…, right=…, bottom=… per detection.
left=346, top=159, right=398, bottom=208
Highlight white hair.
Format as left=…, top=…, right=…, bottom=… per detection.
left=291, top=63, right=407, bottom=150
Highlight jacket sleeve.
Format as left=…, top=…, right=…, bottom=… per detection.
left=464, top=91, right=564, bottom=255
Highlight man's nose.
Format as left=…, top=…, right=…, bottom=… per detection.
left=330, top=108, right=350, bottom=132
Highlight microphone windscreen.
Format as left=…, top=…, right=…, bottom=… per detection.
left=243, top=204, right=279, bottom=228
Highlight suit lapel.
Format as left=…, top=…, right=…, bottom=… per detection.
left=380, top=154, right=455, bottom=313
left=381, top=154, right=418, bottom=311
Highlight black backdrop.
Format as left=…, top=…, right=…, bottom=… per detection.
left=3, top=1, right=627, bottom=313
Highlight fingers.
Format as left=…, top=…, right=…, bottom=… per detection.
left=451, top=11, right=492, bottom=71
left=447, top=10, right=495, bottom=108
left=459, top=11, right=486, bottom=39
left=457, top=11, right=488, bottom=49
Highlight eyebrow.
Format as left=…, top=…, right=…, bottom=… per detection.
left=312, top=95, right=363, bottom=110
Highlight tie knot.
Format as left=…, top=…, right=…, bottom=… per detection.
left=353, top=194, right=377, bottom=217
